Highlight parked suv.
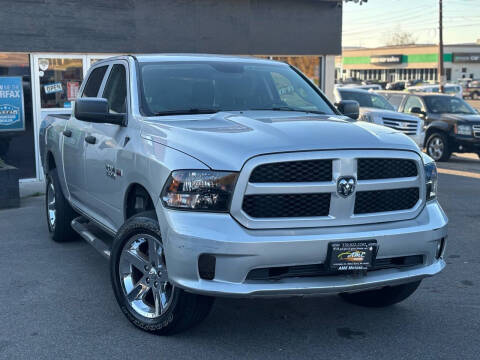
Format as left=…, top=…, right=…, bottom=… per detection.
left=396, top=92, right=480, bottom=161
left=40, top=55, right=447, bottom=335
left=334, top=87, right=425, bottom=147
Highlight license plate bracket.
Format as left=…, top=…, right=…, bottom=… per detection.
left=327, top=240, right=378, bottom=272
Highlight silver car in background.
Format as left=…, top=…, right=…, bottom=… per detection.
left=334, top=87, right=425, bottom=147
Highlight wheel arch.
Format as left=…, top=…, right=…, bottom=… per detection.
left=45, top=151, right=57, bottom=174
left=424, top=122, right=451, bottom=147
left=123, top=182, right=157, bottom=221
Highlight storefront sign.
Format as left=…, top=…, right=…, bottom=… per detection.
left=67, top=81, right=80, bottom=100
left=370, top=54, right=403, bottom=65
left=452, top=53, right=480, bottom=63
left=44, top=82, right=63, bottom=94
left=0, top=77, right=25, bottom=132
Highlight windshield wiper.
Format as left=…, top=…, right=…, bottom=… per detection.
left=153, top=108, right=220, bottom=116
left=249, top=107, right=326, bottom=114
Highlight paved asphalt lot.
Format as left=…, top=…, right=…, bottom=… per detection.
left=1, top=156, right=480, bottom=360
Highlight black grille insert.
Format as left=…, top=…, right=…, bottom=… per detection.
left=246, top=255, right=424, bottom=280
left=358, top=158, right=417, bottom=180
left=354, top=187, right=419, bottom=214
left=249, top=160, right=332, bottom=183
left=242, top=193, right=331, bottom=218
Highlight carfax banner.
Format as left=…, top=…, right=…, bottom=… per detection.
left=0, top=76, right=25, bottom=132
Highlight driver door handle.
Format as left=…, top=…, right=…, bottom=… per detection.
left=63, top=130, right=72, bottom=137
left=85, top=135, right=96, bottom=144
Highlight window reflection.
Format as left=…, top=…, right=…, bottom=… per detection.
left=39, top=58, right=83, bottom=108
left=0, top=53, right=35, bottom=178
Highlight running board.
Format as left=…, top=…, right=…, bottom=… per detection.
left=71, top=217, right=113, bottom=259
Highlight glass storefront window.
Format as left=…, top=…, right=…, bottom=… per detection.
left=256, top=56, right=321, bottom=85
left=0, top=53, right=36, bottom=178
left=38, top=58, right=83, bottom=109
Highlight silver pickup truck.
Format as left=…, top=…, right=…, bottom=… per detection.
left=40, top=54, right=448, bottom=335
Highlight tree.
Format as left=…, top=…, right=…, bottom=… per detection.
left=383, top=26, right=417, bottom=46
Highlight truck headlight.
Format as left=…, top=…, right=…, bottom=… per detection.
left=455, top=124, right=472, bottom=136
left=424, top=160, right=438, bottom=201
left=161, top=170, right=237, bottom=211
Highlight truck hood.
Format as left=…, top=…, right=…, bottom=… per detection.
left=140, top=111, right=420, bottom=170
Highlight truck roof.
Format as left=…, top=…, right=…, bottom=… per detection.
left=96, top=54, right=287, bottom=66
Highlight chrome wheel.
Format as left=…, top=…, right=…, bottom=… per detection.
left=119, top=234, right=174, bottom=318
left=47, top=182, right=56, bottom=230
left=428, top=136, right=444, bottom=161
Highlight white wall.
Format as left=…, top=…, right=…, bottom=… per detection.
left=324, top=55, right=336, bottom=102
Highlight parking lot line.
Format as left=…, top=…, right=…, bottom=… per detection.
left=438, top=168, right=480, bottom=179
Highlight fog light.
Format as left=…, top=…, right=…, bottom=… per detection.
left=436, top=238, right=446, bottom=259
left=198, top=254, right=216, bottom=280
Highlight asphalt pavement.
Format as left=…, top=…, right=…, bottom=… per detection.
left=1, top=155, right=480, bottom=360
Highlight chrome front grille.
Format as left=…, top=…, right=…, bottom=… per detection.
left=382, top=117, right=419, bottom=135
left=473, top=125, right=480, bottom=138
left=230, top=150, right=425, bottom=229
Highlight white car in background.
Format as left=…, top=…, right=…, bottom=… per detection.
left=338, top=83, right=382, bottom=90
left=407, top=84, right=463, bottom=98
left=334, top=87, right=425, bottom=147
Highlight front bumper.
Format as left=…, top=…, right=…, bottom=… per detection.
left=157, top=201, right=448, bottom=297
left=452, top=134, right=480, bottom=151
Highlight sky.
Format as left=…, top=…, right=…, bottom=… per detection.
left=343, top=0, right=480, bottom=48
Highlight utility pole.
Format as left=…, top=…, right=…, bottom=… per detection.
left=438, top=0, right=444, bottom=92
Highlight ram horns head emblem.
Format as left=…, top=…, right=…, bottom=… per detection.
left=337, top=177, right=356, bottom=198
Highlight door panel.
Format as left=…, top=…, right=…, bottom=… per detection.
left=84, top=124, right=127, bottom=229
left=62, top=117, right=88, bottom=202
left=84, top=62, right=129, bottom=230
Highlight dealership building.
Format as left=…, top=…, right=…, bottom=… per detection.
left=336, top=42, right=480, bottom=83
left=0, top=0, right=342, bottom=184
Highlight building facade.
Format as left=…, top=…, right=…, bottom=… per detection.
left=0, top=0, right=342, bottom=182
left=336, top=42, right=480, bottom=83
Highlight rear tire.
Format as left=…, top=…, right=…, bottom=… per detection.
left=110, top=212, right=214, bottom=335
left=45, top=169, right=78, bottom=242
left=339, top=280, right=421, bottom=307
left=426, top=132, right=451, bottom=162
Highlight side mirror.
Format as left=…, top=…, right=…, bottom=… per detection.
left=336, top=100, right=359, bottom=120
left=410, top=107, right=425, bottom=116
left=75, top=98, right=125, bottom=125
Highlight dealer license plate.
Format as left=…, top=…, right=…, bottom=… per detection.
left=327, top=241, right=377, bottom=272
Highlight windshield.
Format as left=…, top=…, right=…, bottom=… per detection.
left=138, top=61, right=336, bottom=116
left=338, top=90, right=395, bottom=111
left=424, top=96, right=477, bottom=114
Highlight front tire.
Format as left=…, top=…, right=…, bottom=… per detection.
left=45, top=169, right=78, bottom=242
left=426, top=132, right=451, bottom=162
left=110, top=212, right=214, bottom=335
left=339, top=280, right=421, bottom=307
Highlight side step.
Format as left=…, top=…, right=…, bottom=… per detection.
left=71, top=217, right=114, bottom=259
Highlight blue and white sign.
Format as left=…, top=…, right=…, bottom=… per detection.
left=44, top=82, right=63, bottom=94
left=0, top=77, right=25, bottom=132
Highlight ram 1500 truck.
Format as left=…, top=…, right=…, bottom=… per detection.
left=40, top=55, right=448, bottom=335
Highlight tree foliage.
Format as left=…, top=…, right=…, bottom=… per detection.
left=384, top=27, right=417, bottom=46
